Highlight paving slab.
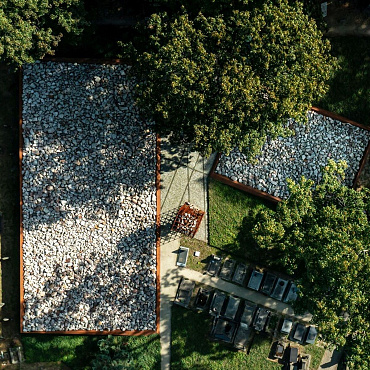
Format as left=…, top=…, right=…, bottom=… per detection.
left=318, top=348, right=342, bottom=370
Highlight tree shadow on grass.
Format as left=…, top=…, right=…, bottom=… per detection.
left=235, top=214, right=286, bottom=273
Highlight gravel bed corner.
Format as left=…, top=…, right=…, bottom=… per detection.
left=216, top=111, right=370, bottom=199
left=21, top=62, right=157, bottom=332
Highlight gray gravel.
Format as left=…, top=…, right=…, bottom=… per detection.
left=22, top=62, right=157, bottom=332
left=216, top=111, right=370, bottom=199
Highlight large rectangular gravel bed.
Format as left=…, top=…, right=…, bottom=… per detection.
left=21, top=62, right=157, bottom=332
left=216, top=111, right=370, bottom=199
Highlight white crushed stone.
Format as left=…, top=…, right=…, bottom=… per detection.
left=216, top=111, right=370, bottom=199
left=21, top=61, right=157, bottom=332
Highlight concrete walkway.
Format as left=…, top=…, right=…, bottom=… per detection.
left=159, top=138, right=216, bottom=370
left=159, top=239, right=312, bottom=370
left=318, top=348, right=343, bottom=370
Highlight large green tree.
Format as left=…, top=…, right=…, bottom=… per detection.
left=0, top=0, right=86, bottom=66
left=252, top=160, right=370, bottom=369
left=130, top=0, right=336, bottom=157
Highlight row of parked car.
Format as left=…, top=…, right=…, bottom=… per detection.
left=174, top=278, right=273, bottom=350
left=174, top=278, right=318, bottom=352
left=207, top=255, right=298, bottom=303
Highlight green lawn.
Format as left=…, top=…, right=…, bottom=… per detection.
left=171, top=305, right=326, bottom=370
left=180, top=236, right=247, bottom=273
left=22, top=334, right=161, bottom=369
left=171, top=305, right=280, bottom=370
left=318, top=36, right=370, bottom=126
left=305, top=344, right=326, bottom=370
left=208, top=179, right=286, bottom=271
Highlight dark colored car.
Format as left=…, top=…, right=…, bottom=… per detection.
left=253, top=308, right=270, bottom=332
left=219, top=259, right=236, bottom=281
left=223, top=296, right=241, bottom=320
left=232, top=263, right=248, bottom=285
left=260, top=272, right=277, bottom=295
left=212, top=318, right=237, bottom=343
left=176, top=246, right=189, bottom=267
left=288, top=346, right=299, bottom=363
left=207, top=255, right=222, bottom=276
left=233, top=323, right=253, bottom=351
left=240, top=303, right=257, bottom=326
left=247, top=270, right=264, bottom=291
left=195, top=288, right=212, bottom=310
left=305, top=326, right=318, bottom=344
left=270, top=278, right=289, bottom=301
left=174, top=278, right=195, bottom=307
left=275, top=342, right=285, bottom=359
left=209, top=291, right=226, bottom=316
left=283, top=282, right=298, bottom=303
left=292, top=323, right=306, bottom=342
left=281, top=318, right=293, bottom=335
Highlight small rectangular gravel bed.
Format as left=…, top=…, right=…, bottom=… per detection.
left=21, top=62, right=157, bottom=332
left=215, top=110, right=370, bottom=199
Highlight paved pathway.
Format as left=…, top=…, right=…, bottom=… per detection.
left=159, top=138, right=215, bottom=369
left=318, top=348, right=342, bottom=370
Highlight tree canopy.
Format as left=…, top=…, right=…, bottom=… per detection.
left=251, top=160, right=370, bottom=369
left=0, top=0, right=86, bottom=66
left=130, top=0, right=336, bottom=157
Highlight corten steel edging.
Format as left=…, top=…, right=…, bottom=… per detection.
left=19, top=61, right=160, bottom=336
left=210, top=171, right=282, bottom=204
left=311, top=106, right=370, bottom=132
left=353, top=140, right=370, bottom=188
left=19, top=67, right=25, bottom=333
left=42, top=57, right=130, bottom=65
left=209, top=152, right=282, bottom=204
left=311, top=106, right=370, bottom=188
left=209, top=107, right=370, bottom=202
left=21, top=329, right=156, bottom=336
left=155, top=134, right=161, bottom=334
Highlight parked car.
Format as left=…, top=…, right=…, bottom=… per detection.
left=274, top=342, right=285, bottom=359
left=176, top=246, right=189, bottom=267
left=233, top=323, right=253, bottom=351
left=283, top=282, right=298, bottom=303
left=247, top=270, right=264, bottom=291
left=287, top=346, right=299, bottom=364
left=209, top=291, right=226, bottom=316
left=232, top=263, right=248, bottom=285
left=253, top=308, right=270, bottom=332
left=219, top=259, right=236, bottom=281
left=305, top=326, right=318, bottom=344
left=195, top=288, right=212, bottom=310
left=174, top=278, right=195, bottom=307
left=292, top=323, right=306, bottom=342
left=240, top=303, right=257, bottom=326
left=224, top=296, right=241, bottom=320
left=270, top=278, right=289, bottom=300
left=281, top=318, right=293, bottom=335
left=260, top=272, right=277, bottom=295
left=211, top=318, right=237, bottom=343
left=207, top=255, right=222, bottom=276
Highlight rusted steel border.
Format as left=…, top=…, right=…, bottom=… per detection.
left=312, top=106, right=370, bottom=188
left=19, top=67, right=25, bottom=333
left=210, top=172, right=282, bottom=204
left=209, top=151, right=281, bottom=204
left=311, top=106, right=370, bottom=132
left=210, top=107, right=370, bottom=202
left=19, top=60, right=160, bottom=336
left=42, top=57, right=128, bottom=65
left=353, top=140, right=370, bottom=188
left=155, top=134, right=161, bottom=334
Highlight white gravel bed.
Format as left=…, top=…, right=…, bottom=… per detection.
left=216, top=111, right=370, bottom=199
left=21, top=62, right=157, bottom=332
